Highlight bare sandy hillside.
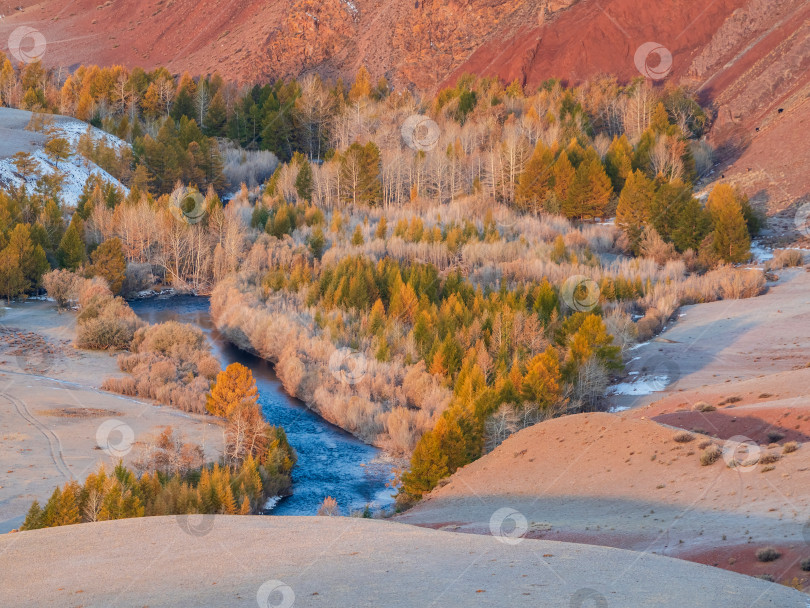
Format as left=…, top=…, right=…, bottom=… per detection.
left=397, top=411, right=810, bottom=586
left=0, top=301, right=222, bottom=532
left=609, top=267, right=810, bottom=412
left=2, top=515, right=806, bottom=607
left=398, top=268, right=810, bottom=587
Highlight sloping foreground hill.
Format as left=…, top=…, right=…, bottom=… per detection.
left=1, top=515, right=806, bottom=607
left=396, top=411, right=810, bottom=586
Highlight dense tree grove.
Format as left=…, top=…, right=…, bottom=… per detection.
left=10, top=55, right=769, bottom=512
left=22, top=427, right=295, bottom=530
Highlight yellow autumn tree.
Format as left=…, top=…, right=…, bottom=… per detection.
left=349, top=66, right=372, bottom=102
left=206, top=362, right=259, bottom=418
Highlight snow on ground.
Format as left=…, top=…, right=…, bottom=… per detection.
left=0, top=108, right=129, bottom=207
left=607, top=375, right=671, bottom=396
left=749, top=240, right=773, bottom=263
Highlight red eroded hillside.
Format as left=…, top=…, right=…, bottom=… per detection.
left=2, top=0, right=808, bottom=217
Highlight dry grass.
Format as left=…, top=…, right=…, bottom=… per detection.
left=102, top=321, right=220, bottom=414
left=755, top=547, right=781, bottom=562
left=672, top=430, right=694, bottom=443
left=765, top=249, right=804, bottom=270
left=783, top=441, right=799, bottom=454
left=758, top=452, right=781, bottom=465
left=700, top=445, right=722, bottom=466
left=37, top=407, right=121, bottom=418
left=75, top=277, right=144, bottom=350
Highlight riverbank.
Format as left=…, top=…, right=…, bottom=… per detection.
left=0, top=301, right=222, bottom=532
left=128, top=295, right=398, bottom=515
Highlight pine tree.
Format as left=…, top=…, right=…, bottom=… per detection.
left=375, top=216, right=387, bottom=239
left=400, top=414, right=467, bottom=501
left=552, top=151, right=575, bottom=207
left=648, top=178, right=691, bottom=241
left=564, top=150, right=613, bottom=219
left=206, top=362, right=259, bottom=418
left=672, top=196, right=711, bottom=252
left=349, top=66, right=372, bottom=102
left=615, top=169, right=654, bottom=254
left=706, top=184, right=751, bottom=263
left=57, top=223, right=85, bottom=270
left=516, top=141, right=554, bottom=212
left=21, top=500, right=45, bottom=530
left=295, top=159, right=313, bottom=201
left=203, top=89, right=228, bottom=136
left=520, top=346, right=562, bottom=410
left=171, top=72, right=197, bottom=121
left=351, top=225, right=364, bottom=246
left=0, top=247, right=26, bottom=302
left=88, top=237, right=127, bottom=294
left=605, top=134, right=633, bottom=191
left=309, top=226, right=326, bottom=259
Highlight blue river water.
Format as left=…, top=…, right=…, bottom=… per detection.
left=129, top=295, right=395, bottom=515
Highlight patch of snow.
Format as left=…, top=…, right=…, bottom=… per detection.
left=263, top=496, right=282, bottom=512
left=608, top=375, right=670, bottom=396
left=629, top=341, right=649, bottom=351
left=0, top=117, right=129, bottom=207
left=749, top=240, right=773, bottom=263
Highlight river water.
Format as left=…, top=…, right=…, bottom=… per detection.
left=129, top=295, right=395, bottom=515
